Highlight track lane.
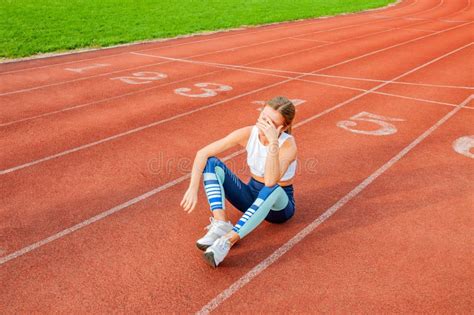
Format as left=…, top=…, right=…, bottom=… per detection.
left=1, top=92, right=470, bottom=312
left=214, top=105, right=473, bottom=314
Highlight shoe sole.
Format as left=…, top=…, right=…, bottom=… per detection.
left=203, top=251, right=217, bottom=268
left=196, top=242, right=211, bottom=251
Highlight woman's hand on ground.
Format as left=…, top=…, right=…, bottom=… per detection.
left=180, top=186, right=198, bottom=214
left=256, top=116, right=282, bottom=143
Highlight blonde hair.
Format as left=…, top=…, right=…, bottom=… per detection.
left=266, top=96, right=296, bottom=134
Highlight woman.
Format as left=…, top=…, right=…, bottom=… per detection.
left=180, top=96, right=297, bottom=268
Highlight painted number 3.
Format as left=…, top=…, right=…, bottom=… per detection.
left=337, top=111, right=405, bottom=136
left=174, top=83, right=232, bottom=98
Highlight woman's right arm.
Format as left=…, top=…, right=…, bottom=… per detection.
left=181, top=126, right=251, bottom=213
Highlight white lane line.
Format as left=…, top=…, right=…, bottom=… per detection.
left=0, top=42, right=471, bottom=265
left=133, top=50, right=473, bottom=110
left=0, top=0, right=416, bottom=75
left=133, top=50, right=474, bottom=91
left=1, top=22, right=471, bottom=174
left=197, top=94, right=474, bottom=315
left=2, top=19, right=437, bottom=127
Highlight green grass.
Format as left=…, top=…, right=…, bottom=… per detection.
left=0, top=0, right=395, bottom=59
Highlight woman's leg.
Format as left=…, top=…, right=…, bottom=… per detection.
left=201, top=170, right=294, bottom=267
left=231, top=184, right=293, bottom=240
left=198, top=156, right=257, bottom=251
left=202, top=156, right=255, bottom=219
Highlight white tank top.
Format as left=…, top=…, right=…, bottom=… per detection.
left=246, top=125, right=297, bottom=181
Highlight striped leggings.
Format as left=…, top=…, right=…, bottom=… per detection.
left=202, top=156, right=295, bottom=239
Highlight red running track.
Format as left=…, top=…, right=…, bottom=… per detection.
left=0, top=0, right=473, bottom=313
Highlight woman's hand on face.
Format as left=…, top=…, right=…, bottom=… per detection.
left=180, top=186, right=198, bottom=214
left=256, top=116, right=283, bottom=143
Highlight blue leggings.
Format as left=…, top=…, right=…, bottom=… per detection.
left=202, top=156, right=295, bottom=239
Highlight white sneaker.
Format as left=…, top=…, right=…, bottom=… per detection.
left=196, top=217, right=233, bottom=251
left=203, top=236, right=231, bottom=268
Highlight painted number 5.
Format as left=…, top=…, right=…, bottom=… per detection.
left=452, top=135, right=474, bottom=159
left=174, top=83, right=232, bottom=98
left=337, top=111, right=405, bottom=136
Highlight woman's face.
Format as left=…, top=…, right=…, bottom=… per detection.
left=257, top=105, right=286, bottom=139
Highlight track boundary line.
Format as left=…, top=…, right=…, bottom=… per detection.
left=196, top=93, right=474, bottom=314
left=1, top=22, right=471, bottom=174
left=0, top=0, right=411, bottom=72
left=0, top=43, right=471, bottom=265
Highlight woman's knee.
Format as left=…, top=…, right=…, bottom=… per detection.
left=203, top=156, right=220, bottom=172
left=203, top=156, right=227, bottom=185
left=206, top=156, right=220, bottom=165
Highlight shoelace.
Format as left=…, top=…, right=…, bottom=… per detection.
left=204, top=216, right=217, bottom=231
left=204, top=217, right=230, bottom=233
left=215, top=237, right=231, bottom=251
